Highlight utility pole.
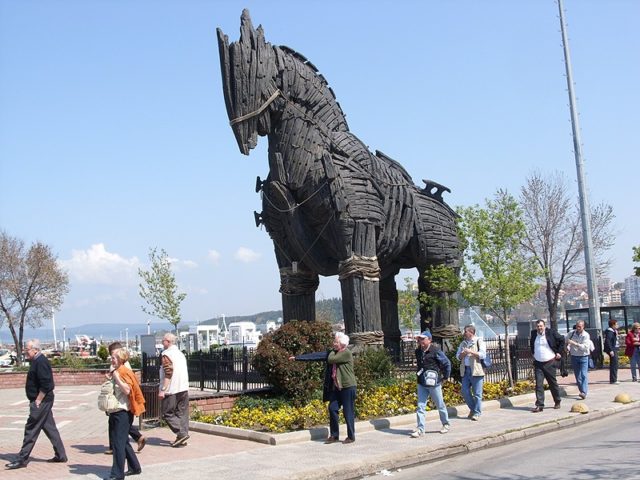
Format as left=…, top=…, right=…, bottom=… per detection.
left=558, top=0, right=601, bottom=335
left=51, top=308, right=57, bottom=349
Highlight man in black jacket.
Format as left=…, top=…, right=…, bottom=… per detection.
left=529, top=320, right=565, bottom=413
left=5, top=339, right=67, bottom=470
left=603, top=318, right=620, bottom=384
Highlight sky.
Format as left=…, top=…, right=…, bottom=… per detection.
left=1, top=0, right=638, bottom=332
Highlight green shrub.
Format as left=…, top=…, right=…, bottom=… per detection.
left=252, top=320, right=333, bottom=405
left=234, top=392, right=292, bottom=411
left=97, top=345, right=109, bottom=362
left=129, top=355, right=141, bottom=369
left=354, top=347, right=395, bottom=390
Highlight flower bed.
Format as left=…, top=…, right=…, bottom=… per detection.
left=191, top=379, right=534, bottom=433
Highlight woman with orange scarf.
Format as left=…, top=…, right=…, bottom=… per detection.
left=104, top=349, right=145, bottom=480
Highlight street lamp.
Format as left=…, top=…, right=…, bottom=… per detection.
left=125, top=328, right=129, bottom=348
left=62, top=326, right=66, bottom=352
left=147, top=320, right=151, bottom=335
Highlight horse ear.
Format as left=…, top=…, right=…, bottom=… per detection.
left=240, top=9, right=257, bottom=44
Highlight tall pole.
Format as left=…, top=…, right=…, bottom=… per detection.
left=51, top=308, right=57, bottom=349
left=558, top=0, right=600, bottom=334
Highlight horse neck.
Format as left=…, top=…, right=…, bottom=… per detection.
left=274, top=46, right=349, bottom=134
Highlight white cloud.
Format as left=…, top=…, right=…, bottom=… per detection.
left=167, top=257, right=198, bottom=270
left=234, top=247, right=261, bottom=263
left=207, top=250, right=221, bottom=265
left=60, top=243, right=140, bottom=285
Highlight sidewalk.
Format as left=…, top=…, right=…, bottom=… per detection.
left=1, top=368, right=638, bottom=480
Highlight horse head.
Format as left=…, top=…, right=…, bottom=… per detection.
left=217, top=9, right=279, bottom=155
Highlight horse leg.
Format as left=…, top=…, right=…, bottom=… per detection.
left=276, top=254, right=319, bottom=322
left=380, top=274, right=401, bottom=360
left=339, top=222, right=382, bottom=340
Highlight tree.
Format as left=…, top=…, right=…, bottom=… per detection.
left=633, top=246, right=640, bottom=277
left=519, top=171, right=615, bottom=330
left=138, top=248, right=186, bottom=334
left=457, top=190, right=541, bottom=388
left=397, top=277, right=418, bottom=334
left=0, top=231, right=69, bottom=366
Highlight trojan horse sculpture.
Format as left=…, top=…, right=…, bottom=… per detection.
left=217, top=10, right=461, bottom=352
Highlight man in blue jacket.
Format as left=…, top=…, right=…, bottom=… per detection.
left=5, top=339, right=67, bottom=470
left=410, top=330, right=451, bottom=438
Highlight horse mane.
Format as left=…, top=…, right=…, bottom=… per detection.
left=275, top=44, right=349, bottom=133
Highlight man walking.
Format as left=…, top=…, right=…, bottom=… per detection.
left=530, top=320, right=565, bottom=412
left=566, top=320, right=591, bottom=399
left=5, top=339, right=67, bottom=470
left=159, top=333, right=189, bottom=447
left=410, top=330, right=451, bottom=438
left=456, top=325, right=486, bottom=421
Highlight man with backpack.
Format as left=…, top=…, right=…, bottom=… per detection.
left=410, top=330, right=451, bottom=438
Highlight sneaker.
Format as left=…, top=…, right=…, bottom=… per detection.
left=467, top=412, right=474, bottom=419
left=470, top=414, right=479, bottom=421
left=439, top=424, right=450, bottom=434
left=578, top=392, right=587, bottom=399
left=409, top=430, right=423, bottom=438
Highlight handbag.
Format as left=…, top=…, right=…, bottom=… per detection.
left=419, top=369, right=439, bottom=387
left=588, top=356, right=595, bottom=369
left=97, top=380, right=120, bottom=413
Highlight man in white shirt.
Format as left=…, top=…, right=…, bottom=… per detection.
left=529, top=320, right=565, bottom=412
left=159, top=333, right=189, bottom=447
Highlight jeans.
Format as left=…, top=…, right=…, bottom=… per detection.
left=416, top=383, right=449, bottom=432
left=328, top=386, right=356, bottom=440
left=631, top=348, right=640, bottom=381
left=109, top=410, right=140, bottom=479
left=571, top=355, right=589, bottom=395
left=461, top=369, right=484, bottom=416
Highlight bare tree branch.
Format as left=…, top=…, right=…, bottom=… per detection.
left=520, top=171, right=615, bottom=330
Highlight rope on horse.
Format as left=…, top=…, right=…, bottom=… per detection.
left=229, top=89, right=282, bottom=125
left=338, top=254, right=380, bottom=281
left=430, top=325, right=462, bottom=339
left=279, top=267, right=319, bottom=295
left=349, top=331, right=384, bottom=355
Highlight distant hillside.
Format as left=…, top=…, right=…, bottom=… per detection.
left=199, top=297, right=343, bottom=326
left=0, top=298, right=345, bottom=345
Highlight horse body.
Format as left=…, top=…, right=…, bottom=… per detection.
left=218, top=10, right=460, bottom=346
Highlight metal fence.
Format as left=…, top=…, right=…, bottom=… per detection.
left=141, top=335, right=577, bottom=395
left=142, top=347, right=270, bottom=393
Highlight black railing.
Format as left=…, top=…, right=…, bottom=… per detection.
left=142, top=347, right=269, bottom=393
left=141, top=335, right=567, bottom=395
